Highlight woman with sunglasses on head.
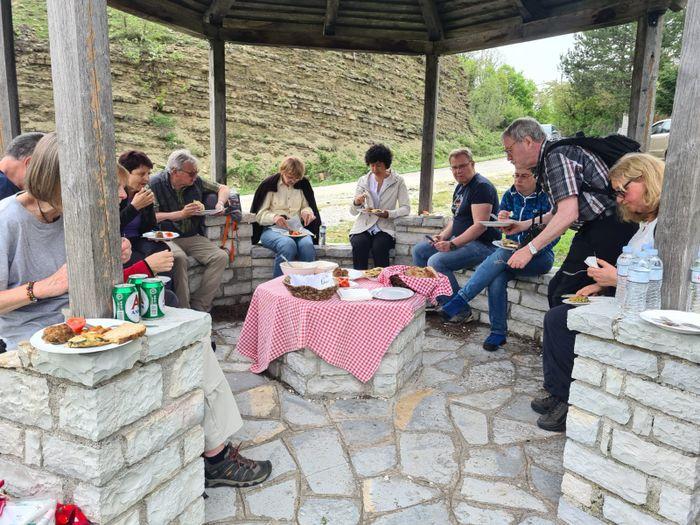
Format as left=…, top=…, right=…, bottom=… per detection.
left=440, top=167, right=558, bottom=351
left=533, top=153, right=664, bottom=433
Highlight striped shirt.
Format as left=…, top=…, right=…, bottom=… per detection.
left=537, top=141, right=616, bottom=229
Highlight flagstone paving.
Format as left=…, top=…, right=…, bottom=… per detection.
left=207, top=317, right=564, bottom=524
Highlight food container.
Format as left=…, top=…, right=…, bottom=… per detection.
left=280, top=260, right=339, bottom=276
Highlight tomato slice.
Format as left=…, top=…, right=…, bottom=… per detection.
left=66, top=317, right=87, bottom=334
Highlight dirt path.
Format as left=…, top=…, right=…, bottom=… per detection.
left=240, top=156, right=513, bottom=228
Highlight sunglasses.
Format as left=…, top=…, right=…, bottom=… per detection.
left=612, top=178, right=635, bottom=198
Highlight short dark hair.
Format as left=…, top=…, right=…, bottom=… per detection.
left=4, top=132, right=45, bottom=159
left=364, top=144, right=393, bottom=169
left=118, top=150, right=154, bottom=172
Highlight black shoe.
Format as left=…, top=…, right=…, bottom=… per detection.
left=204, top=443, right=272, bottom=488
left=536, top=401, right=568, bottom=432
left=530, top=394, right=559, bottom=415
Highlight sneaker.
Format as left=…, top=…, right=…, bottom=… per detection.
left=441, top=308, right=474, bottom=324
left=204, top=443, right=272, bottom=488
left=482, top=333, right=506, bottom=352
left=530, top=394, right=559, bottom=415
left=536, top=400, right=568, bottom=432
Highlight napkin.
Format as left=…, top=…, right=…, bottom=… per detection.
left=337, top=288, right=373, bottom=301
left=289, top=272, right=335, bottom=289
left=584, top=256, right=600, bottom=268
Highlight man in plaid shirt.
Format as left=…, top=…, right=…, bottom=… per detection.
left=500, top=118, right=637, bottom=305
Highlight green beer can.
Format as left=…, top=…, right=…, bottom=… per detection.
left=112, top=283, right=140, bottom=322
left=127, top=273, right=149, bottom=289
left=140, top=278, right=165, bottom=319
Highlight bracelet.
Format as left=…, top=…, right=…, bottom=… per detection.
left=26, top=281, right=38, bottom=303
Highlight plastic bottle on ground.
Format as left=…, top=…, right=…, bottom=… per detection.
left=615, top=246, right=634, bottom=306
left=646, top=248, right=663, bottom=311
left=687, top=248, right=700, bottom=313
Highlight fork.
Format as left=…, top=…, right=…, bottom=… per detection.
left=658, top=316, right=700, bottom=329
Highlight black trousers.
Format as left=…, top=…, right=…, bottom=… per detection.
left=542, top=304, right=577, bottom=402
left=350, top=231, right=395, bottom=270
left=548, top=212, right=638, bottom=307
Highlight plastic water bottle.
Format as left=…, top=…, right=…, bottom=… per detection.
left=615, top=246, right=634, bottom=306
left=687, top=248, right=700, bottom=313
left=646, top=248, right=663, bottom=310
left=318, top=223, right=327, bottom=246
left=624, top=251, right=650, bottom=316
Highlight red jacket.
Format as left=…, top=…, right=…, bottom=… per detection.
left=123, top=260, right=153, bottom=280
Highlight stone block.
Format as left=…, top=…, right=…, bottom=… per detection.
left=0, top=420, right=23, bottom=457
left=167, top=342, right=204, bottom=398
left=574, top=335, right=658, bottom=378
left=59, top=363, right=163, bottom=441
left=566, top=407, right=600, bottom=446
left=507, top=319, right=538, bottom=339
left=280, top=366, right=307, bottom=395
left=73, top=442, right=181, bottom=523
left=145, top=459, right=204, bottom=524
left=253, top=266, right=273, bottom=279
left=566, top=301, right=618, bottom=340
left=658, top=484, right=700, bottom=525
left=142, top=308, right=211, bottom=362
left=520, top=290, right=549, bottom=311
left=561, top=473, right=594, bottom=507
left=631, top=407, right=653, bottom=437
left=24, top=429, right=41, bottom=467
left=0, top=458, right=63, bottom=498
left=660, top=359, right=700, bottom=395
left=605, top=367, right=624, bottom=396
left=175, top=496, right=205, bottom=525
left=571, top=357, right=604, bottom=386
left=507, top=287, right=521, bottom=304
left=652, top=414, right=700, bottom=455
left=43, top=435, right=124, bottom=485
left=558, top=498, right=606, bottom=525
left=0, top=369, right=52, bottom=429
left=122, top=390, right=204, bottom=465
left=510, top=304, right=545, bottom=328
left=285, top=351, right=318, bottom=377
left=318, top=359, right=351, bottom=376
left=109, top=509, right=140, bottom=525
left=372, top=374, right=398, bottom=397
left=516, top=281, right=538, bottom=291
left=603, top=496, right=665, bottom=525
left=616, top=315, right=700, bottom=364
left=563, top=441, right=647, bottom=505
left=307, top=375, right=365, bottom=396
left=569, top=382, right=630, bottom=424
left=625, top=376, right=700, bottom=425
left=183, top=425, right=205, bottom=464
left=223, top=282, right=252, bottom=296
left=610, top=429, right=698, bottom=489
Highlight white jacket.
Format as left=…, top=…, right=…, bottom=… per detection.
left=349, top=170, right=410, bottom=238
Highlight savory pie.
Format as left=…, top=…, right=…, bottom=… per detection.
left=568, top=295, right=590, bottom=304
left=405, top=266, right=437, bottom=279
left=363, top=267, right=383, bottom=278
left=67, top=332, right=110, bottom=348
left=333, top=268, right=349, bottom=278
left=501, top=239, right=520, bottom=249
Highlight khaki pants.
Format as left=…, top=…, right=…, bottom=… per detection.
left=169, top=235, right=228, bottom=312
left=203, top=343, right=243, bottom=450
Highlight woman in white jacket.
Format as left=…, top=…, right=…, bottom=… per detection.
left=349, top=144, right=410, bottom=269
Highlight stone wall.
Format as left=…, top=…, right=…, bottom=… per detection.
left=207, top=215, right=554, bottom=342
left=0, top=308, right=212, bottom=525
left=558, top=302, right=700, bottom=525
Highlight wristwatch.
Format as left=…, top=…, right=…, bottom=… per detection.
left=527, top=242, right=538, bottom=255
left=449, top=241, right=458, bottom=251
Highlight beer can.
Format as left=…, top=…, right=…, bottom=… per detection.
left=112, top=283, right=140, bottom=322
left=140, top=278, right=165, bottom=319
left=127, top=273, right=149, bottom=289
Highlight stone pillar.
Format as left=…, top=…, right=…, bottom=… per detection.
left=558, top=302, right=700, bottom=525
left=0, top=309, right=212, bottom=524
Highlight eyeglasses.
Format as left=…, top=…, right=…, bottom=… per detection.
left=513, top=173, right=532, bottom=180
left=612, top=179, right=635, bottom=198
left=450, top=163, right=472, bottom=172
left=503, top=140, right=518, bottom=155
left=178, top=168, right=198, bottom=177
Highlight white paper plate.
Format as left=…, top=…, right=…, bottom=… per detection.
left=492, top=240, right=519, bottom=251
left=639, top=310, right=700, bottom=335
left=30, top=318, right=140, bottom=354
left=195, top=209, right=219, bottom=216
left=142, top=231, right=179, bottom=241
left=283, top=231, right=311, bottom=237
left=480, top=220, right=515, bottom=227
left=562, top=296, right=607, bottom=306
left=156, top=275, right=171, bottom=284
left=371, top=287, right=415, bottom=301
left=341, top=268, right=365, bottom=280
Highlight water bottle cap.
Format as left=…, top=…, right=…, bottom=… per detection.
left=648, top=248, right=658, bottom=256
left=622, top=246, right=633, bottom=253
left=642, top=242, right=653, bottom=250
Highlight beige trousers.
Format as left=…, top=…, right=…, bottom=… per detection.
left=203, top=343, right=243, bottom=450
left=169, top=235, right=228, bottom=312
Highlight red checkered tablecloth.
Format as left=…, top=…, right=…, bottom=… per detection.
left=236, top=277, right=426, bottom=382
left=377, top=265, right=453, bottom=305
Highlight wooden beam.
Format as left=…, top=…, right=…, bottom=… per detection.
left=656, top=0, right=700, bottom=310
left=323, top=0, right=339, bottom=36
left=205, top=0, right=238, bottom=25
left=417, top=0, right=444, bottom=40
left=419, top=54, right=439, bottom=214
left=511, top=0, right=548, bottom=21
left=107, top=0, right=215, bottom=39
left=209, top=39, right=227, bottom=184
left=46, top=0, right=122, bottom=317
left=627, top=11, right=665, bottom=150
left=0, top=0, right=20, bottom=152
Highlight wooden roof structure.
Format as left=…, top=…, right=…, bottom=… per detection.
left=108, top=0, right=684, bottom=55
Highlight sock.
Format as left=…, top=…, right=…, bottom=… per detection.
left=484, top=333, right=506, bottom=346
left=441, top=295, right=468, bottom=318
left=204, top=445, right=228, bottom=464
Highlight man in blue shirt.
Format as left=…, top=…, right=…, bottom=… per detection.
left=0, top=132, right=45, bottom=200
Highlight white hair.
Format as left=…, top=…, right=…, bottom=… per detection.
left=166, top=149, right=198, bottom=172
left=503, top=117, right=546, bottom=142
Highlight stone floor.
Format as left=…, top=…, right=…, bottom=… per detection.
left=206, top=317, right=565, bottom=525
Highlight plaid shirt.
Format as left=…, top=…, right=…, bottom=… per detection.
left=537, top=141, right=616, bottom=229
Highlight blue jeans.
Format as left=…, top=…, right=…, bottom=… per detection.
left=412, top=239, right=496, bottom=296
left=260, top=228, right=316, bottom=278
left=457, top=248, right=555, bottom=336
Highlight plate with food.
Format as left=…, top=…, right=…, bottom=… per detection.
left=561, top=295, right=607, bottom=306
left=333, top=268, right=364, bottom=280
left=639, top=310, right=700, bottom=335
left=284, top=230, right=310, bottom=238
left=143, top=231, right=179, bottom=241
left=493, top=239, right=520, bottom=251
left=362, top=267, right=383, bottom=279
left=405, top=266, right=438, bottom=279
left=362, top=208, right=384, bottom=215
left=480, top=220, right=515, bottom=227
left=31, top=318, right=147, bottom=354
left=335, top=276, right=359, bottom=288
left=371, top=287, right=415, bottom=301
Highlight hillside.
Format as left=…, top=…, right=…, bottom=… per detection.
left=11, top=0, right=479, bottom=189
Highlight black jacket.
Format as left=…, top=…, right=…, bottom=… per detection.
left=250, top=174, right=321, bottom=245
left=119, top=199, right=157, bottom=237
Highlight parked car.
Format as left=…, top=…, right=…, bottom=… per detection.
left=541, top=124, right=561, bottom=140
left=649, top=119, right=671, bottom=159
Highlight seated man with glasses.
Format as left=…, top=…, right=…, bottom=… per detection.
left=149, top=149, right=230, bottom=312
left=412, top=147, right=500, bottom=311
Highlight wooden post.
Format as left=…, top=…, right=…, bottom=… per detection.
left=419, top=54, right=439, bottom=214
left=656, top=0, right=700, bottom=310
left=627, top=11, right=665, bottom=150
left=46, top=0, right=122, bottom=317
left=0, top=0, right=20, bottom=151
left=209, top=38, right=227, bottom=184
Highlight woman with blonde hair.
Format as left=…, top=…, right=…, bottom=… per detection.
left=532, top=152, right=664, bottom=433
left=250, top=156, right=321, bottom=277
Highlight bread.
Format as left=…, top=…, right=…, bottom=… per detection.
left=405, top=266, right=437, bottom=279
left=102, top=323, right=147, bottom=344
left=192, top=200, right=205, bottom=211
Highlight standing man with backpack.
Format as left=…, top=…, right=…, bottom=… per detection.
left=500, top=117, right=639, bottom=306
